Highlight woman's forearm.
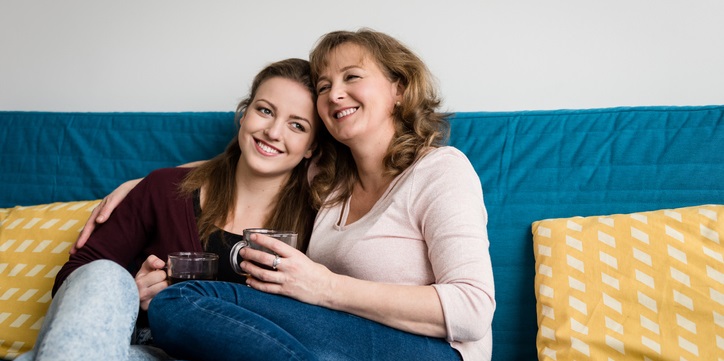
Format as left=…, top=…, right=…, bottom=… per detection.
left=322, top=274, right=447, bottom=338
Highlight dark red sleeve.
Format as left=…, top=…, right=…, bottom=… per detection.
left=53, top=167, right=202, bottom=295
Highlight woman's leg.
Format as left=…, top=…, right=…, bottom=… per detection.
left=148, top=281, right=460, bottom=361
left=149, top=281, right=317, bottom=361
left=16, top=260, right=169, bottom=361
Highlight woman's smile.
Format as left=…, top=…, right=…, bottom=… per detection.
left=254, top=138, right=282, bottom=156
left=335, top=107, right=358, bottom=120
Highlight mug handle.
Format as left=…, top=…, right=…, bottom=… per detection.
left=229, top=240, right=249, bottom=275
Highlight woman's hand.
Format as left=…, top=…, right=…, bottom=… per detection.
left=240, top=234, right=336, bottom=307
left=70, top=178, right=141, bottom=254
left=241, top=234, right=448, bottom=338
left=135, top=255, right=168, bottom=311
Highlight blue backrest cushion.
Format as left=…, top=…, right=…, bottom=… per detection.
left=1, top=106, right=723, bottom=361
left=0, top=112, right=236, bottom=208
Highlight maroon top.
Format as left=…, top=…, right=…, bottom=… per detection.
left=53, top=167, right=202, bottom=295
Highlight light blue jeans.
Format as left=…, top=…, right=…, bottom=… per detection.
left=15, top=260, right=174, bottom=361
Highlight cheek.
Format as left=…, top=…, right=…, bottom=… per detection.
left=289, top=131, right=314, bottom=149
left=318, top=95, right=335, bottom=113
left=315, top=108, right=334, bottom=127
left=236, top=127, right=244, bottom=145
left=304, top=134, right=318, bottom=151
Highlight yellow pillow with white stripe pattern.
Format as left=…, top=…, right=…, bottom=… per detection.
left=0, top=200, right=100, bottom=360
left=532, top=205, right=724, bottom=361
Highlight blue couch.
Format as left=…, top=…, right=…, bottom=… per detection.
left=1, top=106, right=723, bottom=360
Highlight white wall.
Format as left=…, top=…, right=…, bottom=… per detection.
left=1, top=0, right=723, bottom=112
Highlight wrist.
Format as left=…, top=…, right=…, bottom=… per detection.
left=320, top=272, right=344, bottom=309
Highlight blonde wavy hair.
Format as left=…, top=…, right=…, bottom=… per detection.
left=309, top=28, right=450, bottom=207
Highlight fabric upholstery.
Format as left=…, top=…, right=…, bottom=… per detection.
left=0, top=200, right=100, bottom=359
left=532, top=205, right=724, bottom=360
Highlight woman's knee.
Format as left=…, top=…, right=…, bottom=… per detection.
left=63, top=260, right=138, bottom=307
left=78, top=259, right=128, bottom=275
left=72, top=259, right=131, bottom=282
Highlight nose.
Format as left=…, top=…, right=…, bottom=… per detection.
left=265, top=118, right=285, bottom=140
left=327, top=83, right=345, bottom=104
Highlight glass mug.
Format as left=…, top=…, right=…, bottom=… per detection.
left=167, top=252, right=219, bottom=285
left=229, top=228, right=298, bottom=276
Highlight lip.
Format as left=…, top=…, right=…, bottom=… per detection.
left=253, top=137, right=282, bottom=156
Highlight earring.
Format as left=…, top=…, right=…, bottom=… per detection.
left=395, top=101, right=401, bottom=107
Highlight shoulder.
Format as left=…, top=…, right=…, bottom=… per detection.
left=144, top=167, right=193, bottom=183
left=124, top=167, right=195, bottom=213
left=413, top=146, right=476, bottom=175
left=405, top=146, right=482, bottom=194
left=420, top=146, right=468, bottom=162
left=136, top=167, right=194, bottom=195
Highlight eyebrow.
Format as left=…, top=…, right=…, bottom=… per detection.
left=290, top=114, right=312, bottom=124
left=256, top=98, right=312, bottom=125
left=316, top=64, right=363, bottom=84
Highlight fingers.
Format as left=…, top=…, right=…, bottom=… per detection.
left=245, top=274, right=284, bottom=295
left=239, top=246, right=280, bottom=269
left=97, top=183, right=129, bottom=222
left=247, top=233, right=294, bottom=256
left=70, top=201, right=104, bottom=254
left=239, top=249, right=286, bottom=286
left=90, top=179, right=141, bottom=224
left=137, top=270, right=168, bottom=311
left=95, top=199, right=113, bottom=223
left=69, top=178, right=141, bottom=254
left=136, top=255, right=168, bottom=311
left=243, top=262, right=285, bottom=293
left=136, top=268, right=168, bottom=290
left=138, top=254, right=166, bottom=276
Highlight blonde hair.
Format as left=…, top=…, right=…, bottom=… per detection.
left=309, top=28, right=450, bottom=207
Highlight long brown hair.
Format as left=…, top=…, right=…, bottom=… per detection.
left=309, top=29, right=450, bottom=207
left=179, top=58, right=332, bottom=251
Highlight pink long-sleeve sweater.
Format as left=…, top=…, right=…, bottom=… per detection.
left=307, top=146, right=496, bottom=361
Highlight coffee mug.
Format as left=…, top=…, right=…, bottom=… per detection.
left=229, top=228, right=297, bottom=276
left=167, top=252, right=219, bottom=285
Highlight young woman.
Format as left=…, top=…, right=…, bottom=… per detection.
left=16, top=58, right=333, bottom=361
left=74, top=29, right=495, bottom=361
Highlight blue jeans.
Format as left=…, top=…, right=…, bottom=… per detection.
left=148, top=281, right=461, bottom=361
left=16, top=260, right=174, bottom=361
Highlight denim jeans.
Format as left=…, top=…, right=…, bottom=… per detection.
left=148, top=281, right=461, bottom=361
left=16, top=260, right=174, bottom=361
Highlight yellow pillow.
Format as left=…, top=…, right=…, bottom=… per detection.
left=0, top=200, right=100, bottom=359
left=532, top=205, right=724, bottom=361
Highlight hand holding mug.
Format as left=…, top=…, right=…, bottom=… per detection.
left=240, top=235, right=338, bottom=307
left=135, top=254, right=168, bottom=311
left=230, top=229, right=297, bottom=277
